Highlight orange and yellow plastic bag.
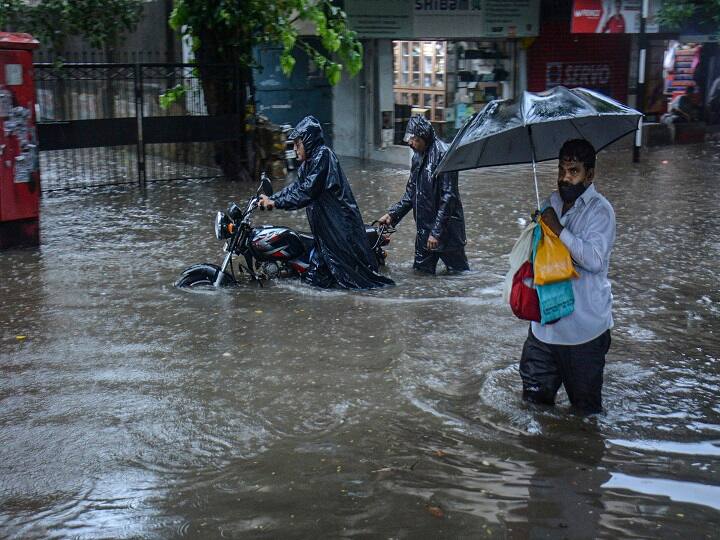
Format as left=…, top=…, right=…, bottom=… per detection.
left=533, top=218, right=579, bottom=285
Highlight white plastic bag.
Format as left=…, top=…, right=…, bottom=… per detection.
left=502, top=221, right=537, bottom=304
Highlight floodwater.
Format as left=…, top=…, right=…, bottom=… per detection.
left=1, top=142, right=719, bottom=538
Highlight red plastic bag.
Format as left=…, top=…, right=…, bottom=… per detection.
left=510, top=261, right=541, bottom=322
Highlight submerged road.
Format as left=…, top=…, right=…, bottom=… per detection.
left=1, top=142, right=719, bottom=538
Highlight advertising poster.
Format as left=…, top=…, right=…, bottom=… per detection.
left=571, top=0, right=661, bottom=33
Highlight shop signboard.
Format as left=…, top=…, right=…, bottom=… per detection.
left=414, top=1, right=486, bottom=37
left=483, top=0, right=540, bottom=37
left=571, top=0, right=662, bottom=33
left=345, top=0, right=539, bottom=38
left=546, top=62, right=612, bottom=93
left=344, top=0, right=413, bottom=38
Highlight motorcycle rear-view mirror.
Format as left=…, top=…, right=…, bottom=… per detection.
left=260, top=174, right=273, bottom=196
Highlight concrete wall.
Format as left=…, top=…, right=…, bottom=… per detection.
left=376, top=40, right=395, bottom=120
left=35, top=0, right=180, bottom=63
left=333, top=38, right=412, bottom=166
left=332, top=59, right=363, bottom=158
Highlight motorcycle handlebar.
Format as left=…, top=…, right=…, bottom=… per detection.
left=370, top=220, right=396, bottom=236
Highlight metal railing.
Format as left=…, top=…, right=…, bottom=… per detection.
left=34, top=63, right=244, bottom=191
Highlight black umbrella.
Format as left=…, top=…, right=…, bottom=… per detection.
left=435, top=86, right=642, bottom=209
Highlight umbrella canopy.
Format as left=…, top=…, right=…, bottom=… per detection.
left=435, top=86, right=641, bottom=207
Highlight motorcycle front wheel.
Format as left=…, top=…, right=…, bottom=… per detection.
left=175, top=264, right=237, bottom=289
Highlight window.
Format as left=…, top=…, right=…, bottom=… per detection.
left=393, top=40, right=449, bottom=140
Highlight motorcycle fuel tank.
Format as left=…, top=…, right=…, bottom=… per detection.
left=249, top=226, right=307, bottom=261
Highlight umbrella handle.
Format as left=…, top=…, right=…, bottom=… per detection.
left=528, top=126, right=541, bottom=211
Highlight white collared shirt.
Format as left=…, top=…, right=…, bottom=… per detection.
left=531, top=184, right=616, bottom=345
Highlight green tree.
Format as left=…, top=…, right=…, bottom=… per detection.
left=657, top=0, right=720, bottom=34
left=169, top=0, right=363, bottom=181
left=0, top=0, right=144, bottom=58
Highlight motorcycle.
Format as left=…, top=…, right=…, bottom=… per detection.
left=175, top=173, right=395, bottom=288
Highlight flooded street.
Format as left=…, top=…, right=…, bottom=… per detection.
left=1, top=142, right=719, bottom=538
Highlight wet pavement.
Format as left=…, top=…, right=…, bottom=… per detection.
left=1, top=141, right=719, bottom=538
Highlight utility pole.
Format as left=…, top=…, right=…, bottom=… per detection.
left=633, top=0, right=649, bottom=162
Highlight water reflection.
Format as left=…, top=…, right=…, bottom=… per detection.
left=512, top=426, right=608, bottom=539
left=602, top=473, right=720, bottom=512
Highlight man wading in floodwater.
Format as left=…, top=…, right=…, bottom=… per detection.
left=258, top=116, right=394, bottom=290
left=520, top=139, right=616, bottom=415
left=378, top=115, right=469, bottom=274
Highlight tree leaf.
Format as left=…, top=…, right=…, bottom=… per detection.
left=280, top=52, right=296, bottom=76
left=326, top=63, right=342, bottom=86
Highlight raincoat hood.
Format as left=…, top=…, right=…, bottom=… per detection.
left=389, top=121, right=466, bottom=252
left=403, top=115, right=436, bottom=145
left=269, top=131, right=394, bottom=290
left=289, top=115, right=325, bottom=159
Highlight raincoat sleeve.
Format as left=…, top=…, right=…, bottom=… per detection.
left=430, top=170, right=459, bottom=240
left=270, top=149, right=330, bottom=210
left=559, top=203, right=615, bottom=274
left=388, top=173, right=416, bottom=225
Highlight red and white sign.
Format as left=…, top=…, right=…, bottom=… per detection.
left=571, top=0, right=660, bottom=33
left=571, top=0, right=605, bottom=33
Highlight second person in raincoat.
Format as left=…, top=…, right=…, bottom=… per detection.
left=379, top=115, right=469, bottom=274
left=259, top=116, right=394, bottom=290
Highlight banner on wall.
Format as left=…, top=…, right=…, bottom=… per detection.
left=571, top=0, right=662, bottom=33
left=345, top=0, right=540, bottom=38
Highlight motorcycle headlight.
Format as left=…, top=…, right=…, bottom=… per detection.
left=214, top=211, right=232, bottom=240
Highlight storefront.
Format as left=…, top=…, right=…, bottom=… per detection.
left=659, top=39, right=720, bottom=124
left=569, top=0, right=719, bottom=124
left=337, top=0, right=540, bottom=162
left=392, top=38, right=519, bottom=141
left=527, top=19, right=632, bottom=102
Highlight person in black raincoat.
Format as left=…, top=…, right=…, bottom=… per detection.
left=258, top=116, right=394, bottom=290
left=379, top=115, right=468, bottom=274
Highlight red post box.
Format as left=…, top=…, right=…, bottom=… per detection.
left=0, top=32, right=40, bottom=249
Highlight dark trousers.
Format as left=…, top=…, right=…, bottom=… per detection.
left=519, top=327, right=611, bottom=414
left=413, top=235, right=469, bottom=274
